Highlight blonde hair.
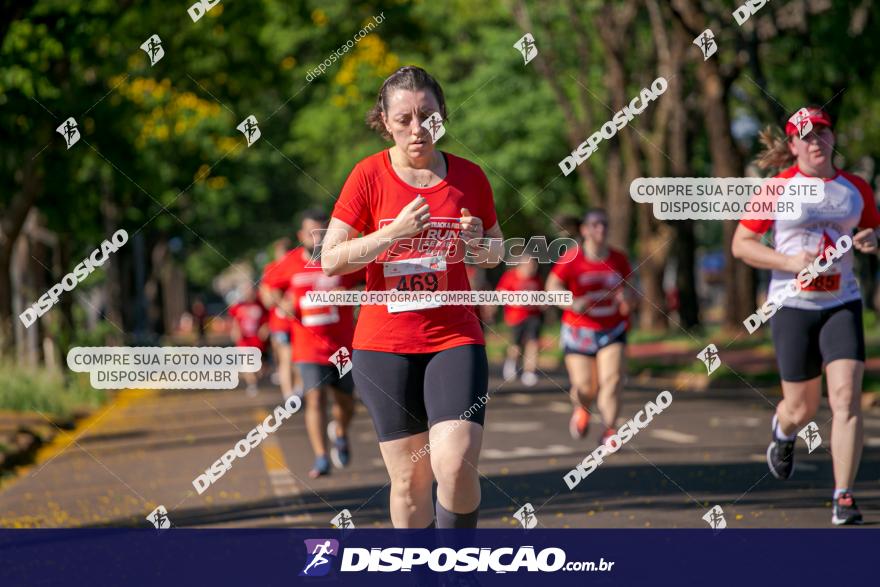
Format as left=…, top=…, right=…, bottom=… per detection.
left=754, top=125, right=796, bottom=171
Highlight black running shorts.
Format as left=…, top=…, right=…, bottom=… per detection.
left=295, top=362, right=355, bottom=395
left=352, top=344, right=489, bottom=442
left=769, top=299, right=865, bottom=382
left=511, top=315, right=543, bottom=347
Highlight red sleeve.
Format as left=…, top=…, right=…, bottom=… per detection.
left=740, top=166, right=801, bottom=235
left=842, top=171, right=880, bottom=229
left=262, top=256, right=292, bottom=289
left=333, top=162, right=372, bottom=233
left=228, top=303, right=240, bottom=320
left=550, top=253, right=571, bottom=284
left=496, top=270, right=513, bottom=291
left=616, top=250, right=633, bottom=280
left=472, top=166, right=498, bottom=231
left=739, top=218, right=774, bottom=235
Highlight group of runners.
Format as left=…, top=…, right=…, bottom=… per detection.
left=225, top=66, right=875, bottom=527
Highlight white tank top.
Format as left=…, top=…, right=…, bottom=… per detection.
left=740, top=165, right=880, bottom=310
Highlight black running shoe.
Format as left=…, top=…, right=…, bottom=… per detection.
left=766, top=414, right=795, bottom=480
left=832, top=492, right=863, bottom=526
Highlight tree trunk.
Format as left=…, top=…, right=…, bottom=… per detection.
left=101, top=177, right=125, bottom=345
left=0, top=149, right=41, bottom=357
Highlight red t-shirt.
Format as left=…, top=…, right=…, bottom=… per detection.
left=551, top=247, right=632, bottom=330
left=331, top=150, right=498, bottom=353
left=229, top=301, right=268, bottom=350
left=260, top=258, right=295, bottom=333
left=496, top=269, right=543, bottom=325
left=265, top=247, right=364, bottom=364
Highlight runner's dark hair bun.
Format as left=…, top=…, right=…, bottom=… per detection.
left=366, top=66, right=448, bottom=140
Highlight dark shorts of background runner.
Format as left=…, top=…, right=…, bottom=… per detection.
left=510, top=315, right=543, bottom=347
left=770, top=299, right=865, bottom=382
left=271, top=330, right=291, bottom=345
left=352, top=344, right=489, bottom=442
left=295, top=363, right=355, bottom=395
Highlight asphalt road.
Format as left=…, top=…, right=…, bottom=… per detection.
left=1, top=365, right=878, bottom=529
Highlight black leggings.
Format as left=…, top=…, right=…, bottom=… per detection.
left=352, top=345, right=489, bottom=442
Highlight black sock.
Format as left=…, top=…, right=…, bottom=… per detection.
left=435, top=500, right=479, bottom=529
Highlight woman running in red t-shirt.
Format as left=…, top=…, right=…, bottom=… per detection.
left=546, top=208, right=633, bottom=446
left=321, top=66, right=503, bottom=528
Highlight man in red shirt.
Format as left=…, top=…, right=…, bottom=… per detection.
left=547, top=208, right=634, bottom=447
left=228, top=283, right=269, bottom=397
left=260, top=237, right=300, bottom=400
left=263, top=209, right=364, bottom=478
left=496, top=255, right=544, bottom=386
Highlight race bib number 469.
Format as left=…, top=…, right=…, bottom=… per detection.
left=383, top=256, right=446, bottom=313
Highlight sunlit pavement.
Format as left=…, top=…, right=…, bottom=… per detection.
left=1, top=368, right=878, bottom=529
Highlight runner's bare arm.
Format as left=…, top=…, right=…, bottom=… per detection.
left=322, top=196, right=431, bottom=276
left=258, top=283, right=281, bottom=309
left=732, top=223, right=812, bottom=273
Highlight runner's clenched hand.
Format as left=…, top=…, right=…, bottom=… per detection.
left=459, top=208, right=483, bottom=242
left=852, top=228, right=878, bottom=254
left=389, top=196, right=431, bottom=239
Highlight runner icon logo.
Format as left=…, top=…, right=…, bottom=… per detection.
left=300, top=539, right=339, bottom=577
left=798, top=421, right=822, bottom=454
left=702, top=505, right=727, bottom=530
left=329, top=347, right=352, bottom=377
left=697, top=344, right=721, bottom=375
left=140, top=34, right=164, bottom=66
left=237, top=115, right=261, bottom=147
left=331, top=509, right=355, bottom=529
left=693, top=29, right=717, bottom=60
left=789, top=107, right=813, bottom=139
left=513, top=503, right=538, bottom=529
left=146, top=505, right=173, bottom=529
left=421, top=112, right=445, bottom=144
left=56, top=117, right=80, bottom=149
left=514, top=33, right=538, bottom=65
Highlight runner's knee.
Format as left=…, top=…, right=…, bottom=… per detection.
left=391, top=466, right=433, bottom=502
left=305, top=389, right=325, bottom=408
left=599, top=371, right=621, bottom=392
left=432, top=457, right=476, bottom=490
left=781, top=396, right=819, bottom=425
left=827, top=381, right=860, bottom=416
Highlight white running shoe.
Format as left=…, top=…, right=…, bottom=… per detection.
left=327, top=421, right=350, bottom=469
left=502, top=359, right=517, bottom=381
left=521, top=371, right=538, bottom=387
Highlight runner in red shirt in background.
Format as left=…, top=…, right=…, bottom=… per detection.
left=496, top=255, right=543, bottom=387
left=265, top=209, right=365, bottom=478
left=547, top=208, right=634, bottom=446
left=321, top=66, right=504, bottom=528
left=228, top=282, right=269, bottom=397
left=259, top=237, right=301, bottom=401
